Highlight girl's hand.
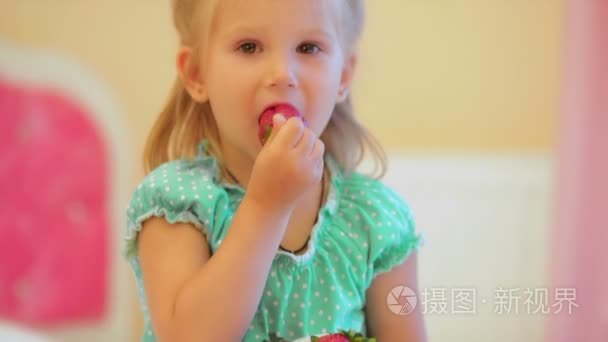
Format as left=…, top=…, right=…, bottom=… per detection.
left=247, top=114, right=325, bottom=212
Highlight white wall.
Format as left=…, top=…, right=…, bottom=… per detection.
left=382, top=153, right=553, bottom=341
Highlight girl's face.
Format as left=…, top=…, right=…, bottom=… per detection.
left=200, top=0, right=355, bottom=163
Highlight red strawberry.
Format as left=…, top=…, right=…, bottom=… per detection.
left=315, top=333, right=350, bottom=342
left=258, top=103, right=306, bottom=145
left=310, top=330, right=376, bottom=342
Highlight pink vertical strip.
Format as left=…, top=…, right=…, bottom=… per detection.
left=548, top=0, right=608, bottom=341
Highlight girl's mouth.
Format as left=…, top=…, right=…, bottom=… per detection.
left=258, top=103, right=304, bottom=144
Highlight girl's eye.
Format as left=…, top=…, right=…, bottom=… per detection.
left=238, top=42, right=260, bottom=54
left=297, top=43, right=321, bottom=54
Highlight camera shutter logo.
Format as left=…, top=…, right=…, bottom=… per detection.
left=387, top=285, right=417, bottom=315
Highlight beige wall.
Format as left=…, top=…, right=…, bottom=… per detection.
left=355, top=0, right=562, bottom=152
left=0, top=1, right=563, bottom=340
left=0, top=0, right=562, bottom=156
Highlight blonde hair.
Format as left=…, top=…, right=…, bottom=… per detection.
left=143, top=0, right=387, bottom=179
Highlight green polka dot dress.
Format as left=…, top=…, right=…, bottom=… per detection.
left=124, top=140, right=423, bottom=341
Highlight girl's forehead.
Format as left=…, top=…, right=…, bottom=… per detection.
left=212, top=0, right=341, bottom=35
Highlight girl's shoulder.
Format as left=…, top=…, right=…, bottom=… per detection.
left=128, top=158, right=227, bottom=216
left=332, top=170, right=424, bottom=286
left=135, top=157, right=224, bottom=196
left=338, top=170, right=410, bottom=214
left=124, top=157, right=234, bottom=258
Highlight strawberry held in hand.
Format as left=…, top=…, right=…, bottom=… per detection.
left=258, top=103, right=307, bottom=145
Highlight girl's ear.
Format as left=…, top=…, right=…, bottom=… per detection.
left=337, top=51, right=358, bottom=103
left=177, top=46, right=209, bottom=103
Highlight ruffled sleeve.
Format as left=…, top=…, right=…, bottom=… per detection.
left=342, top=175, right=423, bottom=287
left=123, top=158, right=231, bottom=259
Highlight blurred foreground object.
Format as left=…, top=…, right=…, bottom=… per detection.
left=548, top=1, right=608, bottom=341
left=0, top=40, right=131, bottom=340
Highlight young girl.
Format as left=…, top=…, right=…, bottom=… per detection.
left=124, top=0, right=426, bottom=341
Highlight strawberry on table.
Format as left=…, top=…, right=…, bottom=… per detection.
left=311, top=329, right=376, bottom=342
left=313, top=333, right=350, bottom=342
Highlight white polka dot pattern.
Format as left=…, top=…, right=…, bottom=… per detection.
left=124, top=140, right=423, bottom=341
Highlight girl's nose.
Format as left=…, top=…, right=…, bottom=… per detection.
left=265, top=52, right=298, bottom=89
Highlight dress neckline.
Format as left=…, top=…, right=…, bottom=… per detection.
left=195, top=139, right=343, bottom=266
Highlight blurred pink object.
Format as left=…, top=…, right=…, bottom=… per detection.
left=548, top=0, right=608, bottom=341
left=0, top=77, right=109, bottom=324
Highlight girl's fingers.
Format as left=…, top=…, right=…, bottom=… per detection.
left=264, top=114, right=287, bottom=146
left=311, top=139, right=325, bottom=161
left=296, top=129, right=316, bottom=155
left=274, top=116, right=305, bottom=148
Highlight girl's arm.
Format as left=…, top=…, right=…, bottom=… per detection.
left=364, top=252, right=428, bottom=341
left=138, top=195, right=292, bottom=342
left=137, top=116, right=322, bottom=341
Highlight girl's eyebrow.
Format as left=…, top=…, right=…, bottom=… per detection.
left=224, top=25, right=265, bottom=37
left=302, top=28, right=334, bottom=41
left=224, top=25, right=334, bottom=41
